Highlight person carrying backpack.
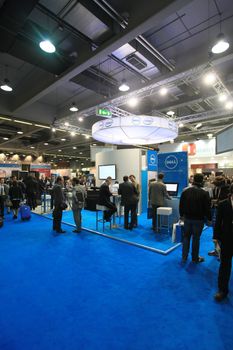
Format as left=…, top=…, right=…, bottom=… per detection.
left=71, top=178, right=87, bottom=233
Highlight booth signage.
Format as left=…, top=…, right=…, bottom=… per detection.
left=158, top=151, right=188, bottom=197
left=147, top=150, right=158, bottom=171
left=96, top=108, right=112, bottom=118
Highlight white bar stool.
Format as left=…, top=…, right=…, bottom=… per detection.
left=96, top=204, right=112, bottom=231
left=157, top=207, right=173, bottom=233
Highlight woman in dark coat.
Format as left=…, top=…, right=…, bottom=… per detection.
left=9, top=180, right=23, bottom=219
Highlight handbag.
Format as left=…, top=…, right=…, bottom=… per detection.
left=172, top=222, right=184, bottom=243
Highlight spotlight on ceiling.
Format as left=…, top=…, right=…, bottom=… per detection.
left=207, top=133, right=213, bottom=139
left=167, top=110, right=175, bottom=116
left=203, top=72, right=216, bottom=85
left=178, top=123, right=184, bottom=128
left=0, top=78, right=13, bottom=92
left=159, top=87, right=168, bottom=96
left=69, top=103, right=78, bottom=112
left=39, top=40, right=56, bottom=53
left=127, top=97, right=138, bottom=107
left=211, top=33, right=229, bottom=54
left=51, top=127, right=56, bottom=132
left=64, top=122, right=69, bottom=126
left=119, top=79, right=130, bottom=92
left=70, top=131, right=76, bottom=137
left=17, top=131, right=23, bottom=134
left=218, top=93, right=228, bottom=102
left=78, top=117, right=83, bottom=122
left=195, top=123, right=202, bottom=129
left=225, top=101, right=233, bottom=109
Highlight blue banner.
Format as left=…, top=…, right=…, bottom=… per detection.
left=158, top=152, right=188, bottom=197
left=147, top=150, right=158, bottom=171
left=0, top=163, right=21, bottom=168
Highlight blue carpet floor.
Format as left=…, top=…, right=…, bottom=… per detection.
left=0, top=213, right=232, bottom=350
left=45, top=210, right=181, bottom=254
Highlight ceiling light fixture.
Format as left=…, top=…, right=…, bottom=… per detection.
left=195, top=123, right=202, bottom=129
left=159, top=87, right=168, bottom=96
left=14, top=120, right=33, bottom=125
left=69, top=103, right=78, bottom=112
left=127, top=97, right=138, bottom=107
left=92, top=115, right=178, bottom=145
left=166, top=111, right=175, bottom=116
left=218, top=93, right=228, bottom=102
left=44, top=143, right=49, bottom=146
left=70, top=131, right=76, bottom=137
left=3, top=137, right=9, bottom=140
left=0, top=78, right=13, bottom=92
left=207, top=133, right=213, bottom=138
left=225, top=101, right=233, bottom=109
left=119, top=79, right=130, bottom=92
left=17, top=131, right=23, bottom=134
left=211, top=33, right=229, bottom=54
left=51, top=127, right=56, bottom=132
left=64, top=122, right=69, bottom=126
left=178, top=123, right=184, bottom=128
left=61, top=138, right=66, bottom=141
left=73, top=146, right=77, bottom=149
left=203, top=72, right=216, bottom=85
left=39, top=40, right=56, bottom=53
left=78, top=117, right=83, bottom=122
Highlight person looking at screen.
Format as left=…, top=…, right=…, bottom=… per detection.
left=129, top=174, right=140, bottom=227
left=118, top=176, right=138, bottom=230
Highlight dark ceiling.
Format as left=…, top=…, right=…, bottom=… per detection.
left=0, top=0, right=233, bottom=168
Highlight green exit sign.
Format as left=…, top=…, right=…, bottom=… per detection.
left=96, top=107, right=112, bottom=117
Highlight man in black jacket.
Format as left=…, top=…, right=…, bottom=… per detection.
left=52, top=176, right=66, bottom=233
left=179, top=173, right=211, bottom=263
left=213, top=184, right=233, bottom=301
left=98, top=177, right=117, bottom=222
left=118, top=176, right=138, bottom=230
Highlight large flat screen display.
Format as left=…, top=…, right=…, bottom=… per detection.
left=216, top=124, right=233, bottom=154
left=164, top=183, right=179, bottom=196
left=98, top=164, right=116, bottom=180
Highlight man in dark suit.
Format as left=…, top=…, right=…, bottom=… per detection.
left=98, top=177, right=117, bottom=222
left=213, top=184, right=233, bottom=301
left=118, top=176, right=139, bottom=230
left=52, top=176, right=66, bottom=233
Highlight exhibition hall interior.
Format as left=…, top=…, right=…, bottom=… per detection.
left=0, top=0, right=233, bottom=349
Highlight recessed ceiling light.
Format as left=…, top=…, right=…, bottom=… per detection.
left=52, top=127, right=56, bottom=132
left=79, top=152, right=83, bottom=154
left=78, top=117, right=83, bottom=122
left=64, top=122, right=69, bottom=126
left=167, top=110, right=175, bottom=116
left=92, top=143, right=97, bottom=146
left=58, top=149, right=62, bottom=152
left=73, top=146, right=77, bottom=149
left=44, top=142, right=49, bottom=146
left=61, top=138, right=66, bottom=141
left=85, top=135, right=90, bottom=139
left=70, top=131, right=75, bottom=137
left=81, top=163, right=84, bottom=165
left=17, top=131, right=23, bottom=134
left=178, top=123, right=184, bottom=128
left=3, top=137, right=9, bottom=140
left=39, top=40, right=56, bottom=53
left=30, top=146, right=35, bottom=149
left=159, top=87, right=168, bottom=96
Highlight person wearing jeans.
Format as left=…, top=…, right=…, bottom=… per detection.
left=179, top=173, right=212, bottom=263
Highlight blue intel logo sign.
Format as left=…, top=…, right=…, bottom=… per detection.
left=165, top=155, right=178, bottom=169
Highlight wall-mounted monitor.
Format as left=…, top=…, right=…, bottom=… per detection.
left=164, top=183, right=179, bottom=196
left=216, top=124, right=233, bottom=154
left=98, top=164, right=116, bottom=180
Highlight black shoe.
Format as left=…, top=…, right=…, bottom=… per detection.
left=56, top=230, right=66, bottom=233
left=73, top=229, right=81, bottom=233
left=13, top=215, right=17, bottom=219
left=192, top=256, right=205, bottom=263
left=208, top=250, right=218, bottom=257
left=214, top=291, right=228, bottom=302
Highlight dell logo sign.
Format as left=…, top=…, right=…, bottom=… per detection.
left=165, top=155, right=178, bottom=169
left=149, top=153, right=156, bottom=165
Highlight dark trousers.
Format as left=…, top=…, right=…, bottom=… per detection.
left=103, top=202, right=117, bottom=221
left=27, top=193, right=37, bottom=210
left=124, top=203, right=137, bottom=229
left=218, top=246, right=233, bottom=294
left=53, top=206, right=63, bottom=231
left=152, top=205, right=160, bottom=230
left=0, top=196, right=5, bottom=216
left=182, top=219, right=204, bottom=261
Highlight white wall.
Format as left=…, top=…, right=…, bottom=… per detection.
left=95, top=149, right=142, bottom=186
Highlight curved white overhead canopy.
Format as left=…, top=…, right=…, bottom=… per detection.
left=92, top=115, right=178, bottom=145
